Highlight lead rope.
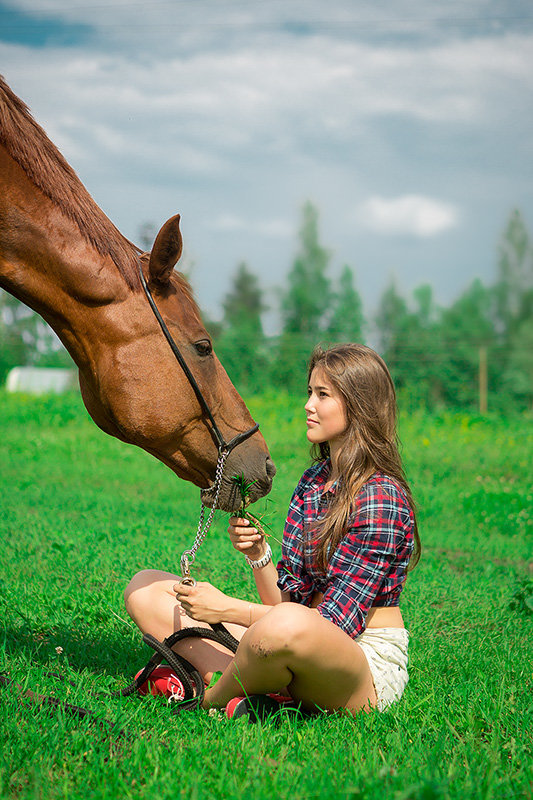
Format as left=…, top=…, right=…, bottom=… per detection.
left=121, top=445, right=239, bottom=712
left=0, top=453, right=240, bottom=724
left=178, top=447, right=230, bottom=586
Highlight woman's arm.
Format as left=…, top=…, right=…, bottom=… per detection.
left=316, top=478, right=413, bottom=638
left=173, top=518, right=289, bottom=627
left=228, top=517, right=286, bottom=605
left=174, top=581, right=276, bottom=627
left=250, top=551, right=286, bottom=606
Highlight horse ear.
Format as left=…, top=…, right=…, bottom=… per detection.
left=148, top=214, right=183, bottom=285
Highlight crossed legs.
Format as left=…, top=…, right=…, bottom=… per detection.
left=203, top=603, right=377, bottom=712
left=124, top=570, right=377, bottom=713
left=124, top=570, right=242, bottom=681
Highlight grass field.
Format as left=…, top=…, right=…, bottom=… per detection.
left=0, top=389, right=531, bottom=800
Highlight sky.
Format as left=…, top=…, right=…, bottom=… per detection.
left=1, top=0, right=532, bottom=333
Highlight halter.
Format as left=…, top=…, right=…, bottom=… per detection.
left=138, top=259, right=259, bottom=584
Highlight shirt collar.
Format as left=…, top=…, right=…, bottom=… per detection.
left=307, top=459, right=337, bottom=494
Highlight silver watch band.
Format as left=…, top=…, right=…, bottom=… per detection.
left=245, top=543, right=273, bottom=569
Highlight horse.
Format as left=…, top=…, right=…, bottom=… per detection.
left=0, top=76, right=275, bottom=511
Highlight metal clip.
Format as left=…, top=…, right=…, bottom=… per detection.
left=177, top=551, right=197, bottom=588
left=177, top=576, right=196, bottom=587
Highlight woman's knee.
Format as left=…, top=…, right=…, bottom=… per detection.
left=247, top=603, right=317, bottom=659
left=123, top=569, right=164, bottom=616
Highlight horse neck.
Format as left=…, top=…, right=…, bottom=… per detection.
left=0, top=147, right=135, bottom=370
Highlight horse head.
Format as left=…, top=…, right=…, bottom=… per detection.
left=0, top=74, right=275, bottom=511
left=77, top=214, right=276, bottom=511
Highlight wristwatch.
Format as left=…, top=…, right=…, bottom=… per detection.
left=245, top=543, right=273, bottom=569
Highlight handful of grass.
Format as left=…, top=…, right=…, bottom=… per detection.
left=230, top=475, right=296, bottom=579
left=231, top=474, right=272, bottom=540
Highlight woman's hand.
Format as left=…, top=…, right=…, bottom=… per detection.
left=228, top=516, right=266, bottom=561
left=173, top=580, right=232, bottom=625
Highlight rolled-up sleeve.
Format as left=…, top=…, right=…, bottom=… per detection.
left=316, top=483, right=411, bottom=639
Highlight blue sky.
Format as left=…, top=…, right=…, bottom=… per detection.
left=1, top=0, right=532, bottom=332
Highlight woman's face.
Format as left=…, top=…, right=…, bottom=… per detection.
left=305, top=367, right=348, bottom=448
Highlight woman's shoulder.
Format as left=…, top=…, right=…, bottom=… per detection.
left=353, top=472, right=414, bottom=523
left=363, top=471, right=408, bottom=498
left=297, top=460, right=330, bottom=490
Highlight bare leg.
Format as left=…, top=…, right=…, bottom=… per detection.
left=203, top=602, right=377, bottom=713
left=124, top=570, right=246, bottom=684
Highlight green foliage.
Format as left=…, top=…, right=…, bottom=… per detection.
left=0, top=392, right=531, bottom=799
left=501, top=317, right=533, bottom=409
left=2, top=205, right=533, bottom=413
left=495, top=208, right=533, bottom=332
left=326, top=265, right=365, bottom=344
left=275, top=202, right=336, bottom=391
left=269, top=332, right=312, bottom=395
left=215, top=323, right=270, bottom=394
left=437, top=279, right=497, bottom=409
left=280, top=201, right=332, bottom=338
left=213, top=262, right=268, bottom=393
left=375, top=282, right=445, bottom=407
left=510, top=578, right=533, bottom=615
left=222, top=261, right=266, bottom=335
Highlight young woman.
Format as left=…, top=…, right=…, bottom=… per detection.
left=124, top=343, right=420, bottom=714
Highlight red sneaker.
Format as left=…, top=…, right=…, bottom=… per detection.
left=225, top=694, right=315, bottom=722
left=225, top=695, right=246, bottom=718
left=225, top=694, right=288, bottom=721
left=135, top=666, right=185, bottom=702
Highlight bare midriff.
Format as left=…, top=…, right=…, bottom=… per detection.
left=309, top=591, right=405, bottom=629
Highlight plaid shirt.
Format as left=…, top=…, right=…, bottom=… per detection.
left=276, top=461, right=414, bottom=640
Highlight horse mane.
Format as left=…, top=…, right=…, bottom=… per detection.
left=0, top=75, right=139, bottom=289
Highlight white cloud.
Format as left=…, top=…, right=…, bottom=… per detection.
left=210, top=214, right=291, bottom=238
left=4, top=26, right=533, bottom=164
left=1, top=3, right=531, bottom=317
left=255, top=219, right=292, bottom=238
left=357, top=195, right=460, bottom=237
left=211, top=214, right=246, bottom=232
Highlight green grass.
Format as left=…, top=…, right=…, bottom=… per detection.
left=0, top=389, right=531, bottom=800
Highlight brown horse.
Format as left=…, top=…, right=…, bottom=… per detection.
left=0, top=76, right=275, bottom=510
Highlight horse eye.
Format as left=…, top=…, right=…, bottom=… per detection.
left=194, top=339, right=212, bottom=357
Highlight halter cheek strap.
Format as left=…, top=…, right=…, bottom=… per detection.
left=137, top=259, right=259, bottom=454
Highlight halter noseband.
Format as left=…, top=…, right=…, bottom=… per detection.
left=137, top=258, right=259, bottom=455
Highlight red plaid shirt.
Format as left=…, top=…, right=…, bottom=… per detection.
left=276, top=461, right=414, bottom=640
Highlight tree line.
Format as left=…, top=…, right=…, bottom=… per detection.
left=1, top=203, right=531, bottom=412
left=210, top=203, right=532, bottom=413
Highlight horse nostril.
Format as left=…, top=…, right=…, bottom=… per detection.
left=266, top=457, right=276, bottom=479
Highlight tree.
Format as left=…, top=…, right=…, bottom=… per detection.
left=326, top=265, right=365, bottom=344
left=375, top=280, right=410, bottom=373
left=275, top=202, right=332, bottom=391
left=439, top=279, right=496, bottom=409
left=375, top=281, right=445, bottom=408
left=492, top=209, right=533, bottom=410
left=500, top=317, right=533, bottom=411
left=280, top=201, right=332, bottom=337
left=222, top=262, right=265, bottom=336
left=214, top=262, right=268, bottom=393
left=495, top=209, right=533, bottom=335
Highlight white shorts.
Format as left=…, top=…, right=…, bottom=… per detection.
left=355, top=627, right=409, bottom=711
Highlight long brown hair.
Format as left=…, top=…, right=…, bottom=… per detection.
left=308, top=343, right=421, bottom=571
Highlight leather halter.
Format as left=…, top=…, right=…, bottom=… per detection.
left=138, top=259, right=259, bottom=455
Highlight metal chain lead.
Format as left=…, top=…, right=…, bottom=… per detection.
left=178, top=448, right=230, bottom=585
